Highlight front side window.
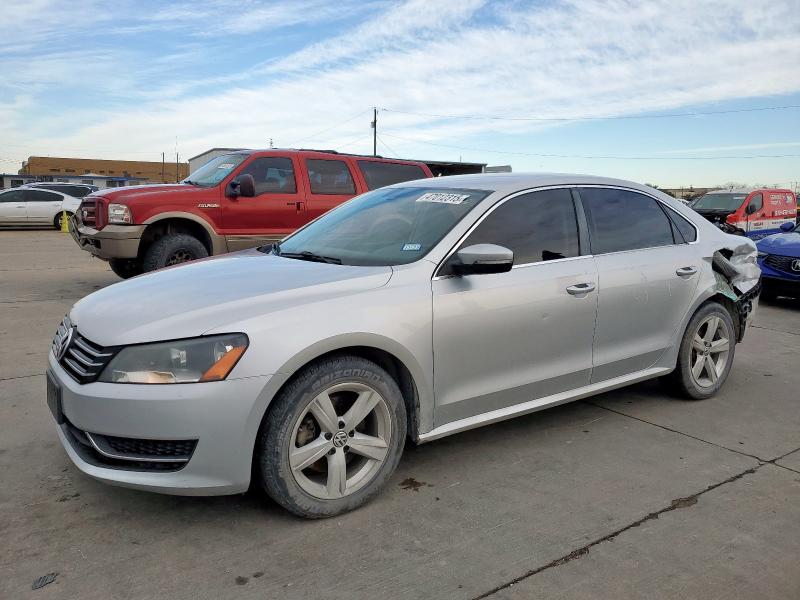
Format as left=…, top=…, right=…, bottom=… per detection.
left=666, top=209, right=698, bottom=243
left=25, top=190, right=61, bottom=202
left=747, top=193, right=763, bottom=213
left=277, top=187, right=491, bottom=266
left=357, top=161, right=426, bottom=190
left=184, top=153, right=248, bottom=187
left=580, top=188, right=675, bottom=254
left=0, top=190, right=24, bottom=202
left=457, top=188, right=580, bottom=265
left=238, top=157, right=297, bottom=195
left=306, top=159, right=356, bottom=195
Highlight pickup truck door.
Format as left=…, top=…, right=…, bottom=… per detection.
left=0, top=189, right=28, bottom=224
left=301, top=157, right=359, bottom=221
left=25, top=189, right=64, bottom=224
left=222, top=156, right=308, bottom=250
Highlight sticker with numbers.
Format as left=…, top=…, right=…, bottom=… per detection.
left=416, top=192, right=470, bottom=205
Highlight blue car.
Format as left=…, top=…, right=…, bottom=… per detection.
left=757, top=221, right=800, bottom=300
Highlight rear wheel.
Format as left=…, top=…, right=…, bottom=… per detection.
left=258, top=355, right=406, bottom=518
left=142, top=233, right=208, bottom=272
left=53, top=211, right=73, bottom=230
left=108, top=258, right=143, bottom=279
left=663, top=302, right=736, bottom=400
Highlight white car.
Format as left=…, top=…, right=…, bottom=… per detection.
left=0, top=187, right=80, bottom=229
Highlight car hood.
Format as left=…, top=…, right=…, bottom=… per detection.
left=70, top=250, right=393, bottom=346
left=757, top=232, right=800, bottom=257
left=92, top=183, right=208, bottom=203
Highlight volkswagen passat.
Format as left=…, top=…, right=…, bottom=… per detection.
left=47, top=174, right=761, bottom=518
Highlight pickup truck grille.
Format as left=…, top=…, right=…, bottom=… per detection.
left=764, top=254, right=800, bottom=276
left=53, top=317, right=116, bottom=383
left=78, top=197, right=98, bottom=227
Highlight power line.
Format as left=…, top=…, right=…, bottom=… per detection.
left=380, top=132, right=800, bottom=160
left=380, top=104, right=800, bottom=122
left=376, top=134, right=400, bottom=158
left=291, top=108, right=373, bottom=146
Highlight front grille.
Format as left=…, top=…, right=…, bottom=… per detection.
left=53, top=317, right=117, bottom=383
left=764, top=254, right=800, bottom=276
left=64, top=419, right=196, bottom=472
left=78, top=197, right=97, bottom=227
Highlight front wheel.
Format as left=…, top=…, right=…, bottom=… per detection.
left=663, top=302, right=736, bottom=400
left=108, top=258, right=143, bottom=279
left=258, top=355, right=407, bottom=518
left=142, top=233, right=208, bottom=272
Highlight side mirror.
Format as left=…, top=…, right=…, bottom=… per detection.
left=745, top=203, right=758, bottom=215
left=226, top=173, right=256, bottom=198
left=451, top=244, right=513, bottom=276
left=780, top=221, right=795, bottom=232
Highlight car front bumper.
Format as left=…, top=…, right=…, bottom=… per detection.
left=70, top=218, right=145, bottom=260
left=48, top=351, right=276, bottom=495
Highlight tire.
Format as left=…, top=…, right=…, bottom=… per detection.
left=108, top=258, right=143, bottom=279
left=662, top=302, right=736, bottom=400
left=53, top=211, right=73, bottom=230
left=142, top=233, right=208, bottom=272
left=258, top=354, right=407, bottom=518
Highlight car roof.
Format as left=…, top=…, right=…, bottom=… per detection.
left=388, top=172, right=666, bottom=196
left=236, top=148, right=427, bottom=165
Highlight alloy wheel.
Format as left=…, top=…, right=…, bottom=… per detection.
left=289, top=382, right=392, bottom=500
left=690, top=315, right=731, bottom=388
left=166, top=250, right=194, bottom=266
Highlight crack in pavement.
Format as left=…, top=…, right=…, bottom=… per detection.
left=0, top=372, right=45, bottom=383
left=474, top=465, right=762, bottom=600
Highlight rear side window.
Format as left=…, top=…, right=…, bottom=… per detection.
left=306, top=159, right=356, bottom=195
left=460, top=188, right=580, bottom=264
left=357, top=161, right=426, bottom=190
left=239, top=157, right=297, bottom=195
left=580, top=188, right=675, bottom=254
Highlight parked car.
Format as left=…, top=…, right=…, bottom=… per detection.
left=47, top=173, right=761, bottom=518
left=25, top=182, right=99, bottom=198
left=70, top=149, right=433, bottom=278
left=691, top=188, right=797, bottom=239
left=757, top=221, right=800, bottom=300
left=0, top=187, right=80, bottom=229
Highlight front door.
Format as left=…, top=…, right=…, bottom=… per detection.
left=744, top=193, right=767, bottom=238
left=222, top=156, right=307, bottom=250
left=432, top=188, right=598, bottom=426
left=577, top=187, right=701, bottom=382
left=0, top=189, right=28, bottom=224
left=25, top=189, right=63, bottom=224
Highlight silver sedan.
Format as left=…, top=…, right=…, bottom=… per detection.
left=46, top=173, right=761, bottom=517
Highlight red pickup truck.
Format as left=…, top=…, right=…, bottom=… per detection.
left=71, top=149, right=433, bottom=277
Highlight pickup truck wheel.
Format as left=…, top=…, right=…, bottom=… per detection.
left=142, top=234, right=208, bottom=272
left=108, top=258, right=143, bottom=279
left=258, top=354, right=407, bottom=518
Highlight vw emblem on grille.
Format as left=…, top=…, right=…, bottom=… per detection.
left=332, top=431, right=349, bottom=448
left=792, top=259, right=800, bottom=273
left=53, top=320, right=74, bottom=361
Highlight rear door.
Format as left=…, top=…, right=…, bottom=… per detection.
left=24, top=189, right=63, bottom=224
left=578, top=187, right=700, bottom=382
left=302, top=157, right=359, bottom=221
left=0, top=189, right=27, bottom=224
left=222, top=155, right=307, bottom=249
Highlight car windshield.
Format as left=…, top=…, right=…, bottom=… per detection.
left=276, top=186, right=492, bottom=266
left=183, top=153, right=248, bottom=186
left=692, top=193, right=748, bottom=211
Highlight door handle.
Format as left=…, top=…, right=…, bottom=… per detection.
left=566, top=282, right=596, bottom=295
left=676, top=266, right=697, bottom=277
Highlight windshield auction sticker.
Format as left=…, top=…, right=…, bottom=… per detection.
left=416, top=192, right=470, bottom=205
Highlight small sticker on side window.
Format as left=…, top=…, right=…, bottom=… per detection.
left=402, top=243, right=422, bottom=251
left=416, top=192, right=470, bottom=205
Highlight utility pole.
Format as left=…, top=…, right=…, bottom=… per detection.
left=371, top=107, right=377, bottom=157
left=175, top=152, right=179, bottom=183
left=161, top=152, right=165, bottom=182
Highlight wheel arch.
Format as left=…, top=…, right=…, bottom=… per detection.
left=140, top=213, right=226, bottom=257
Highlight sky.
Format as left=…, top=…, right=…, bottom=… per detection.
left=1, top=0, right=799, bottom=188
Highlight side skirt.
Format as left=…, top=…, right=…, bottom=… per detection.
left=417, top=366, right=671, bottom=443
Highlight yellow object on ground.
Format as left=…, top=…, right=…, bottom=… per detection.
left=60, top=210, right=69, bottom=233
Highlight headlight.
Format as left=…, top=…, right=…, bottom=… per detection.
left=99, top=334, right=248, bottom=384
left=108, top=203, right=132, bottom=224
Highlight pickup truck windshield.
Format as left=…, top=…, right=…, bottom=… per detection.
left=277, top=187, right=491, bottom=266
left=183, top=154, right=248, bottom=186
left=692, top=193, right=748, bottom=211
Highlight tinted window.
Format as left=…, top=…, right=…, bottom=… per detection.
left=0, top=190, right=24, bottom=202
left=306, top=159, right=356, bottom=195
left=666, top=209, right=697, bottom=243
left=460, top=188, right=580, bottom=264
left=357, top=161, right=426, bottom=190
left=239, top=157, right=297, bottom=195
left=25, top=190, right=61, bottom=202
left=747, top=193, right=763, bottom=213
left=581, top=188, right=674, bottom=253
